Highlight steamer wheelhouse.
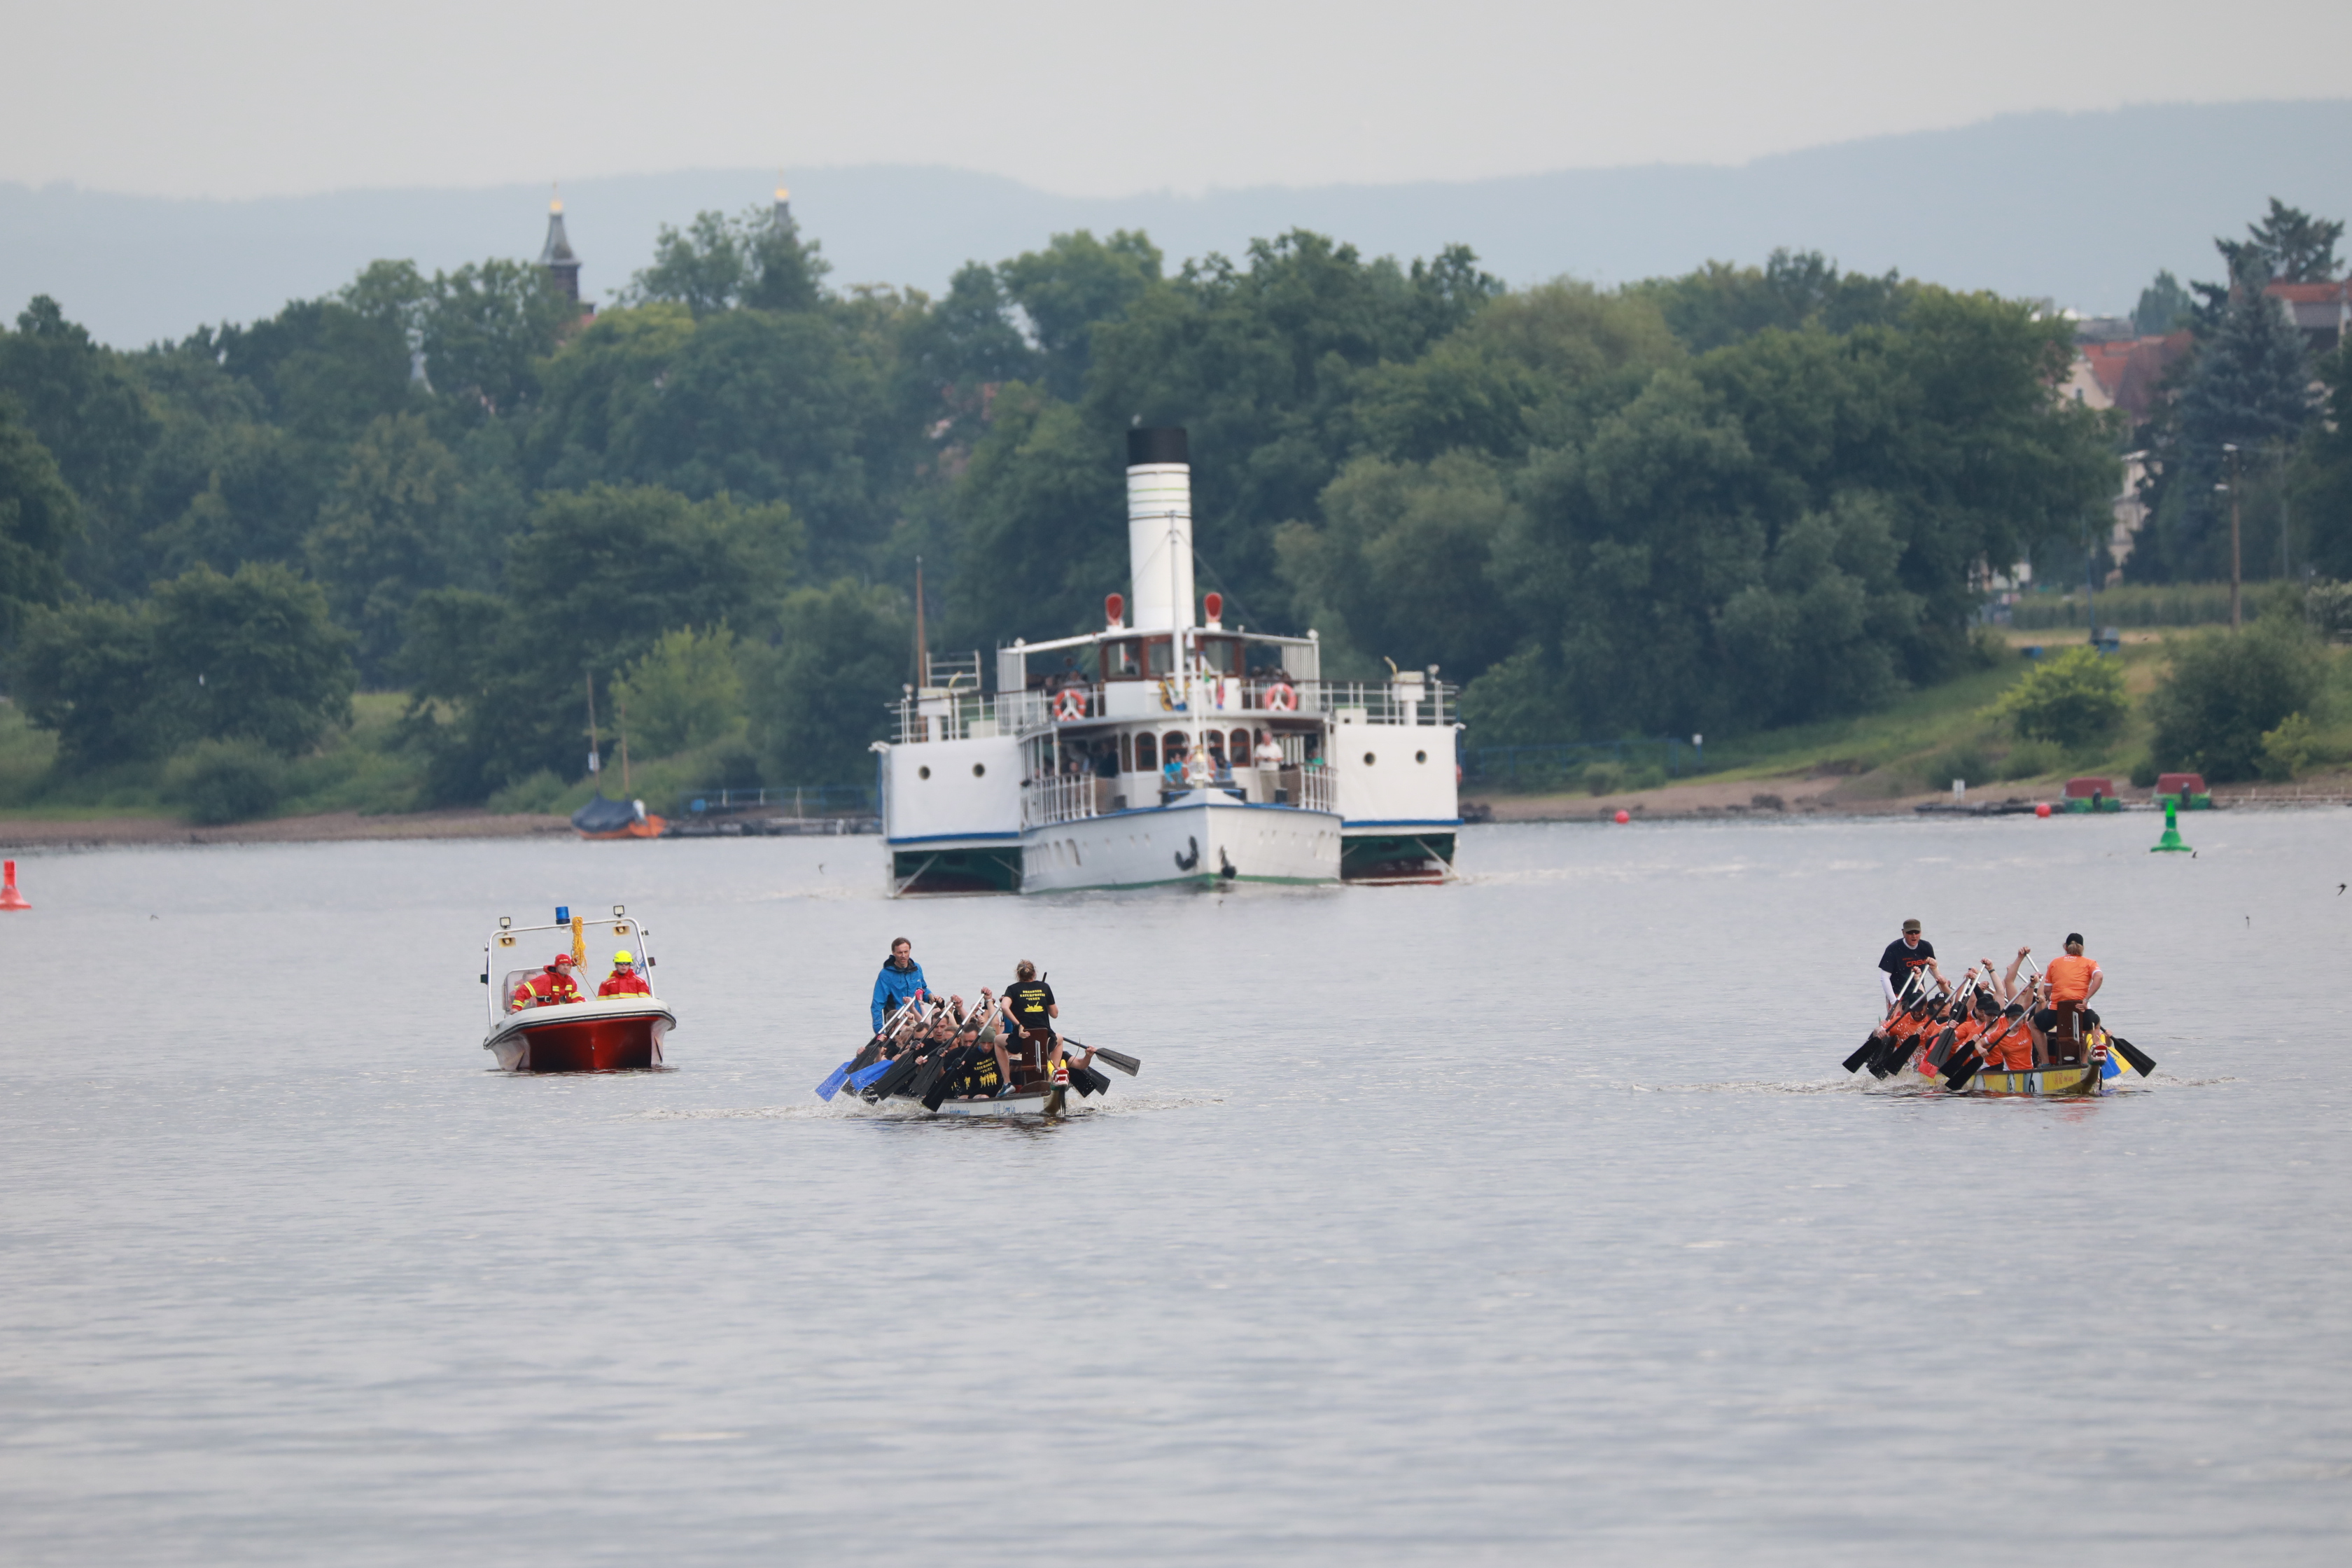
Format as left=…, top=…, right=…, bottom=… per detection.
left=877, top=428, right=1464, bottom=896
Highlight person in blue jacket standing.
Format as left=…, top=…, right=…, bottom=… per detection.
left=872, top=937, right=929, bottom=1032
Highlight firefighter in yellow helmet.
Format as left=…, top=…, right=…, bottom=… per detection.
left=598, top=950, right=652, bottom=999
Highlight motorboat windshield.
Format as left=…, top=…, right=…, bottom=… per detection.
left=484, top=909, right=658, bottom=1026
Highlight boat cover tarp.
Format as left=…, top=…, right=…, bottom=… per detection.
left=571, top=793, right=642, bottom=834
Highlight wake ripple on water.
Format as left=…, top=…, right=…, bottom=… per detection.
left=629, top=1091, right=1222, bottom=1121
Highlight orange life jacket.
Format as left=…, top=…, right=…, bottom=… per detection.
left=519, top=969, right=582, bottom=1007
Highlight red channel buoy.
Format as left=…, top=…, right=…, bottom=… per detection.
left=0, top=859, right=29, bottom=911
left=2034, top=802, right=2052, bottom=818
left=1614, top=809, right=1631, bottom=825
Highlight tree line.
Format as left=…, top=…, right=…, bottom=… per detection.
left=6, top=197, right=2330, bottom=807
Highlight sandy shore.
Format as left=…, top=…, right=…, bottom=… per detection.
left=0, top=809, right=571, bottom=849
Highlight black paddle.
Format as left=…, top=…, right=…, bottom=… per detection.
left=1060, top=1037, right=1140, bottom=1077
left=1869, top=974, right=1943, bottom=1078
left=2106, top=1032, right=2157, bottom=1077
left=1844, top=968, right=1919, bottom=1081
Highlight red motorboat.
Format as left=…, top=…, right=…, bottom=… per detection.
left=482, top=905, right=675, bottom=1072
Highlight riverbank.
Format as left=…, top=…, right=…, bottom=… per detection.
left=1469, top=766, right=2352, bottom=823
left=0, top=808, right=570, bottom=850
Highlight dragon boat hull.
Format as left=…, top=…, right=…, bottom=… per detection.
left=484, top=998, right=674, bottom=1072
left=1952, top=1060, right=2106, bottom=1097
left=852, top=1084, right=1077, bottom=1117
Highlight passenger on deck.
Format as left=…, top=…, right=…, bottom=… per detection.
left=871, top=937, right=930, bottom=1033
left=1254, top=732, right=1284, bottom=770
left=1001, top=960, right=1067, bottom=1085
left=598, top=950, right=652, bottom=998
left=512, top=953, right=583, bottom=1010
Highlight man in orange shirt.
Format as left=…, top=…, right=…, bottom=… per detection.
left=2036, top=934, right=2103, bottom=1066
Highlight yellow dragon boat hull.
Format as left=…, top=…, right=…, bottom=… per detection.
left=1956, top=1061, right=2106, bottom=1097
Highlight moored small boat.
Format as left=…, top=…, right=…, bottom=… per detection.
left=572, top=792, right=667, bottom=841
left=482, top=906, right=674, bottom=1072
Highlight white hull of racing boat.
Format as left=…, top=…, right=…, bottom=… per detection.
left=1017, top=790, right=1340, bottom=892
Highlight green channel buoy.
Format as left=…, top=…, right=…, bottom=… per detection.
left=2151, top=799, right=2192, bottom=853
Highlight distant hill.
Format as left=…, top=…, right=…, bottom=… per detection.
left=5, top=99, right=2348, bottom=348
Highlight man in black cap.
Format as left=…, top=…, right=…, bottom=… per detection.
left=1877, top=918, right=1944, bottom=1009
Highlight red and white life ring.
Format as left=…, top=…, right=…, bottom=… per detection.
left=1054, top=687, right=1088, bottom=722
left=1264, top=682, right=1297, bottom=713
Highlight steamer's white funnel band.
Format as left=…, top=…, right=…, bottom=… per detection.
left=1126, top=426, right=1194, bottom=633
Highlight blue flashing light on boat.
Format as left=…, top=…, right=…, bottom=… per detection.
left=556, top=905, right=570, bottom=924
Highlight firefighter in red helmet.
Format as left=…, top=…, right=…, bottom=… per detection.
left=510, top=952, right=584, bottom=1011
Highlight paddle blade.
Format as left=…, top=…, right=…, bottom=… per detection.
left=1843, top=1034, right=1882, bottom=1074
left=1882, top=1035, right=1920, bottom=1076
left=1926, top=1026, right=1957, bottom=1069
left=848, top=1059, right=893, bottom=1091
left=1941, top=1049, right=1982, bottom=1091
left=2110, top=1035, right=2157, bottom=1077
left=1091, top=1046, right=1141, bottom=1077
left=817, top=1060, right=850, bottom=1101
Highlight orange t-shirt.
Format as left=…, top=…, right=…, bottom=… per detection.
left=2045, top=954, right=2100, bottom=1003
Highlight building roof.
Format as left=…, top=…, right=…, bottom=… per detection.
left=2076, top=332, right=2194, bottom=421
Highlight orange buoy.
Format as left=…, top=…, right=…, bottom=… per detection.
left=0, top=859, right=28, bottom=911
left=2034, top=802, right=2052, bottom=818
left=1614, top=809, right=1630, bottom=825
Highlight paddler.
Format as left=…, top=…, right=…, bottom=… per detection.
left=1877, top=919, right=1945, bottom=1009
left=598, top=950, right=652, bottom=998
left=2035, top=933, right=2103, bottom=1066
left=871, top=937, right=930, bottom=1033
left=1000, top=960, right=1067, bottom=1086
left=512, top=952, right=584, bottom=1009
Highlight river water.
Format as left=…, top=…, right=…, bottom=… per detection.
left=3, top=812, right=2348, bottom=1565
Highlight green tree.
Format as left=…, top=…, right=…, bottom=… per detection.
left=0, top=297, right=158, bottom=592
left=747, top=578, right=911, bottom=785
left=611, top=625, right=746, bottom=757
left=1275, top=450, right=1525, bottom=678
left=6, top=598, right=158, bottom=768
left=1992, top=644, right=2129, bottom=744
left=530, top=304, right=897, bottom=572
left=2216, top=198, right=2344, bottom=287
left=2297, top=345, right=2352, bottom=578
left=999, top=230, right=1164, bottom=399
left=621, top=205, right=830, bottom=316
left=0, top=400, right=80, bottom=637
left=305, top=413, right=465, bottom=680
left=2134, top=271, right=2193, bottom=335
left=402, top=484, right=799, bottom=799
left=147, top=561, right=357, bottom=755
left=2150, top=277, right=2314, bottom=581
left=1632, top=249, right=1910, bottom=353
left=2146, top=615, right=2325, bottom=780
left=418, top=259, right=577, bottom=417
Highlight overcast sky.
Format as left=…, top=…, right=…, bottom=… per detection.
left=8, top=0, right=2350, bottom=199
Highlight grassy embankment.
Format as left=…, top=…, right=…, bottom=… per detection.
left=1480, top=624, right=2352, bottom=807
left=0, top=690, right=785, bottom=827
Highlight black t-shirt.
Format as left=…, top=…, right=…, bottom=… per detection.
left=1005, top=980, right=1056, bottom=1032
left=1877, top=937, right=1935, bottom=983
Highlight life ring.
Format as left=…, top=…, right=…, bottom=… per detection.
left=1054, top=687, right=1087, bottom=722
left=1264, top=682, right=1296, bottom=712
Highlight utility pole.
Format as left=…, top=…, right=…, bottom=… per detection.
left=2225, top=442, right=2242, bottom=632
left=913, top=554, right=927, bottom=687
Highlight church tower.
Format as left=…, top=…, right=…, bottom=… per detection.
left=540, top=188, right=581, bottom=302
left=774, top=172, right=792, bottom=233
